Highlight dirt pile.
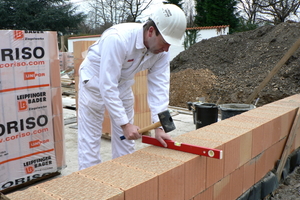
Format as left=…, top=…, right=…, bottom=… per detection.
left=170, top=22, right=300, bottom=108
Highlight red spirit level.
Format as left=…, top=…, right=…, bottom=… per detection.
left=142, top=135, right=223, bottom=159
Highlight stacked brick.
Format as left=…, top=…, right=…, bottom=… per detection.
left=0, top=30, right=65, bottom=192
left=6, top=94, right=300, bottom=199
left=72, top=41, right=151, bottom=136
left=59, top=52, right=74, bottom=71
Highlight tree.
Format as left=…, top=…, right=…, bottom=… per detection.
left=87, top=0, right=152, bottom=34
left=194, top=0, right=240, bottom=32
left=124, top=0, right=152, bottom=22
left=89, top=0, right=126, bottom=28
left=238, top=0, right=260, bottom=24
left=0, top=0, right=86, bottom=34
left=256, top=0, right=300, bottom=24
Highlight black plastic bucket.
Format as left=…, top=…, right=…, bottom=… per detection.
left=195, top=103, right=218, bottom=129
left=219, top=103, right=255, bottom=120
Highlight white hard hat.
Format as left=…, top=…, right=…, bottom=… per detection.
left=151, top=4, right=187, bottom=46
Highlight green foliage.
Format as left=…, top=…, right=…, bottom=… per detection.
left=184, top=30, right=198, bottom=50
left=195, top=0, right=239, bottom=33
left=233, top=17, right=259, bottom=33
left=0, top=0, right=86, bottom=34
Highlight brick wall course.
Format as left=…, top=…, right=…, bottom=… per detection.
left=111, top=151, right=185, bottom=200
left=35, top=173, right=124, bottom=200
left=139, top=146, right=207, bottom=199
left=77, top=160, right=158, bottom=200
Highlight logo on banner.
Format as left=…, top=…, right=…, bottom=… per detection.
left=18, top=100, right=28, bottom=111
left=24, top=72, right=46, bottom=80
left=14, top=30, right=24, bottom=40
left=29, top=140, right=41, bottom=148
left=23, top=156, right=53, bottom=175
left=25, top=166, right=35, bottom=174
left=29, top=139, right=50, bottom=149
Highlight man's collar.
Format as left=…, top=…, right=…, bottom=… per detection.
left=136, top=24, right=146, bottom=50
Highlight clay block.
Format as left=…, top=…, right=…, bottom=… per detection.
left=181, top=129, right=237, bottom=143
left=282, top=94, right=300, bottom=102
left=50, top=59, right=61, bottom=88
left=265, top=138, right=286, bottom=173
left=243, top=159, right=256, bottom=192
left=73, top=58, right=84, bottom=77
left=48, top=32, right=59, bottom=60
left=188, top=124, right=252, bottom=175
left=35, top=173, right=124, bottom=200
left=239, top=131, right=253, bottom=166
left=240, top=111, right=277, bottom=148
left=6, top=186, right=60, bottom=200
left=112, top=151, right=185, bottom=200
left=281, top=109, right=298, bottom=141
left=73, top=40, right=95, bottom=59
left=54, top=140, right=66, bottom=169
left=52, top=114, right=64, bottom=142
left=272, top=100, right=300, bottom=108
left=200, top=123, right=251, bottom=136
left=217, top=115, right=260, bottom=130
left=254, top=151, right=268, bottom=183
left=227, top=115, right=266, bottom=158
left=158, top=164, right=185, bottom=200
left=139, top=146, right=207, bottom=199
left=172, top=134, right=224, bottom=188
left=180, top=130, right=239, bottom=176
left=188, top=129, right=252, bottom=176
left=292, top=125, right=300, bottom=152
left=193, top=187, right=213, bottom=200
left=230, top=166, right=244, bottom=200
left=77, top=161, right=158, bottom=200
left=213, top=175, right=230, bottom=200
left=51, top=87, right=63, bottom=116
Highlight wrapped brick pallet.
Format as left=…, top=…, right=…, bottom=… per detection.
left=0, top=30, right=65, bottom=192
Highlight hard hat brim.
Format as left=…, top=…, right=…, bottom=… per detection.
left=162, top=34, right=183, bottom=46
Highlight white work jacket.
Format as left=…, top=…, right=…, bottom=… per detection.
left=80, top=23, right=170, bottom=126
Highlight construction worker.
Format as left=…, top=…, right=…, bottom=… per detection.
left=77, top=4, right=187, bottom=170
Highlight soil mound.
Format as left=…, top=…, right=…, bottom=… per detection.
left=170, top=22, right=300, bottom=108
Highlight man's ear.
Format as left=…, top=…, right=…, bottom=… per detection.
left=148, top=26, right=154, bottom=37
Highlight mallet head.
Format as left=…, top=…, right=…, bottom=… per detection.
left=158, top=110, right=176, bottom=133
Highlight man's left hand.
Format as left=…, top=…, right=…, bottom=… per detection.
left=154, top=128, right=172, bottom=147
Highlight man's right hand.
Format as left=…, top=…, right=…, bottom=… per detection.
left=121, top=123, right=141, bottom=140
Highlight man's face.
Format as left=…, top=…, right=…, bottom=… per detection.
left=146, top=27, right=170, bottom=54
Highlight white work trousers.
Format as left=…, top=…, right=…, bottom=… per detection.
left=77, top=76, right=135, bottom=170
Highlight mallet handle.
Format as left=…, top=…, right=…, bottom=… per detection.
left=120, top=121, right=162, bottom=140
left=138, top=121, right=161, bottom=133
